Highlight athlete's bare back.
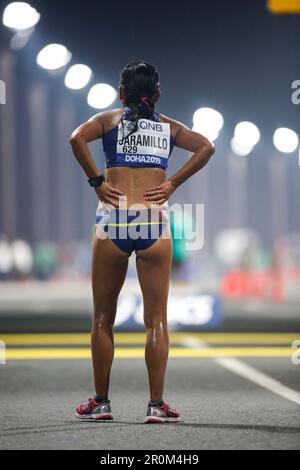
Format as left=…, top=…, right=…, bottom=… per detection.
left=89, top=108, right=197, bottom=208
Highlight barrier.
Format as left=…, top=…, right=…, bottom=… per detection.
left=112, top=293, right=221, bottom=330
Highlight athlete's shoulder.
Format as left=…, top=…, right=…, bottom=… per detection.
left=88, top=108, right=123, bottom=134
left=159, top=113, right=190, bottom=142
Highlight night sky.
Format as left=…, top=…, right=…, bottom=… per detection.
left=1, top=0, right=299, bottom=130
left=16, top=2, right=300, bottom=120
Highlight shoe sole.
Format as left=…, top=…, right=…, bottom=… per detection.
left=75, top=412, right=113, bottom=421
left=144, top=416, right=183, bottom=423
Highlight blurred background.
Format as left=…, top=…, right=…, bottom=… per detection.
left=0, top=0, right=300, bottom=332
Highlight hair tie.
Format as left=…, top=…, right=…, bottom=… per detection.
left=140, top=95, right=149, bottom=105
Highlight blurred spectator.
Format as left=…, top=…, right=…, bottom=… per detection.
left=33, top=242, right=59, bottom=280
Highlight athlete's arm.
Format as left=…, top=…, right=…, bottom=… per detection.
left=70, top=112, right=124, bottom=207
left=145, top=118, right=215, bottom=204
left=70, top=114, right=106, bottom=177
left=169, top=120, right=215, bottom=187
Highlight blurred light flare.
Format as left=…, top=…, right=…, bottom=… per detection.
left=234, top=121, right=260, bottom=148
left=0, top=240, right=14, bottom=274
left=87, top=83, right=117, bottom=109
left=10, top=27, right=34, bottom=50
left=215, top=229, right=259, bottom=266
left=230, top=137, right=252, bottom=157
left=65, top=64, right=92, bottom=90
left=273, top=127, right=299, bottom=153
left=36, top=44, right=72, bottom=70
left=11, top=240, right=33, bottom=274
left=231, top=121, right=260, bottom=156
left=192, top=107, right=224, bottom=142
left=3, top=2, right=40, bottom=30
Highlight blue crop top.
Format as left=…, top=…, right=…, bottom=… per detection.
left=102, top=107, right=175, bottom=170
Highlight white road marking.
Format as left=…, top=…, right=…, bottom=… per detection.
left=216, top=357, right=300, bottom=406
left=182, top=336, right=300, bottom=407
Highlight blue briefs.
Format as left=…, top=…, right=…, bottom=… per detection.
left=95, top=204, right=169, bottom=254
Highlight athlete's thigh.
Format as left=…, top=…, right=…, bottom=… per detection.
left=135, top=226, right=172, bottom=321
left=92, top=225, right=130, bottom=317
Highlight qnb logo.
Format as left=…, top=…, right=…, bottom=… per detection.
left=291, top=80, right=300, bottom=105
left=0, top=341, right=6, bottom=365
left=139, top=120, right=164, bottom=132
left=0, top=80, right=6, bottom=105
left=291, top=340, right=300, bottom=365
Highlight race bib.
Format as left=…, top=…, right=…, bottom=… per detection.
left=117, top=119, right=171, bottom=159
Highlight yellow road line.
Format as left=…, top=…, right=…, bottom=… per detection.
left=1, top=332, right=299, bottom=346
left=0, top=333, right=92, bottom=345
left=97, top=222, right=164, bottom=227
left=179, top=333, right=300, bottom=345
left=5, top=347, right=294, bottom=360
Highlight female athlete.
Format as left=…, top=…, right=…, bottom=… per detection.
left=70, top=60, right=215, bottom=423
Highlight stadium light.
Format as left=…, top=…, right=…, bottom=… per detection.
left=273, top=127, right=299, bottom=153
left=65, top=64, right=92, bottom=90
left=192, top=107, right=224, bottom=142
left=36, top=44, right=72, bottom=70
left=231, top=121, right=260, bottom=156
left=87, top=83, right=117, bottom=109
left=3, top=2, right=40, bottom=30
left=230, top=138, right=252, bottom=157
left=234, top=122, right=260, bottom=148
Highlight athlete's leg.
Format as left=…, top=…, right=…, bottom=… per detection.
left=135, top=226, right=172, bottom=401
left=91, top=225, right=130, bottom=397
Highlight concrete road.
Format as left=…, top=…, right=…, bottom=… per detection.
left=1, top=333, right=300, bottom=450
